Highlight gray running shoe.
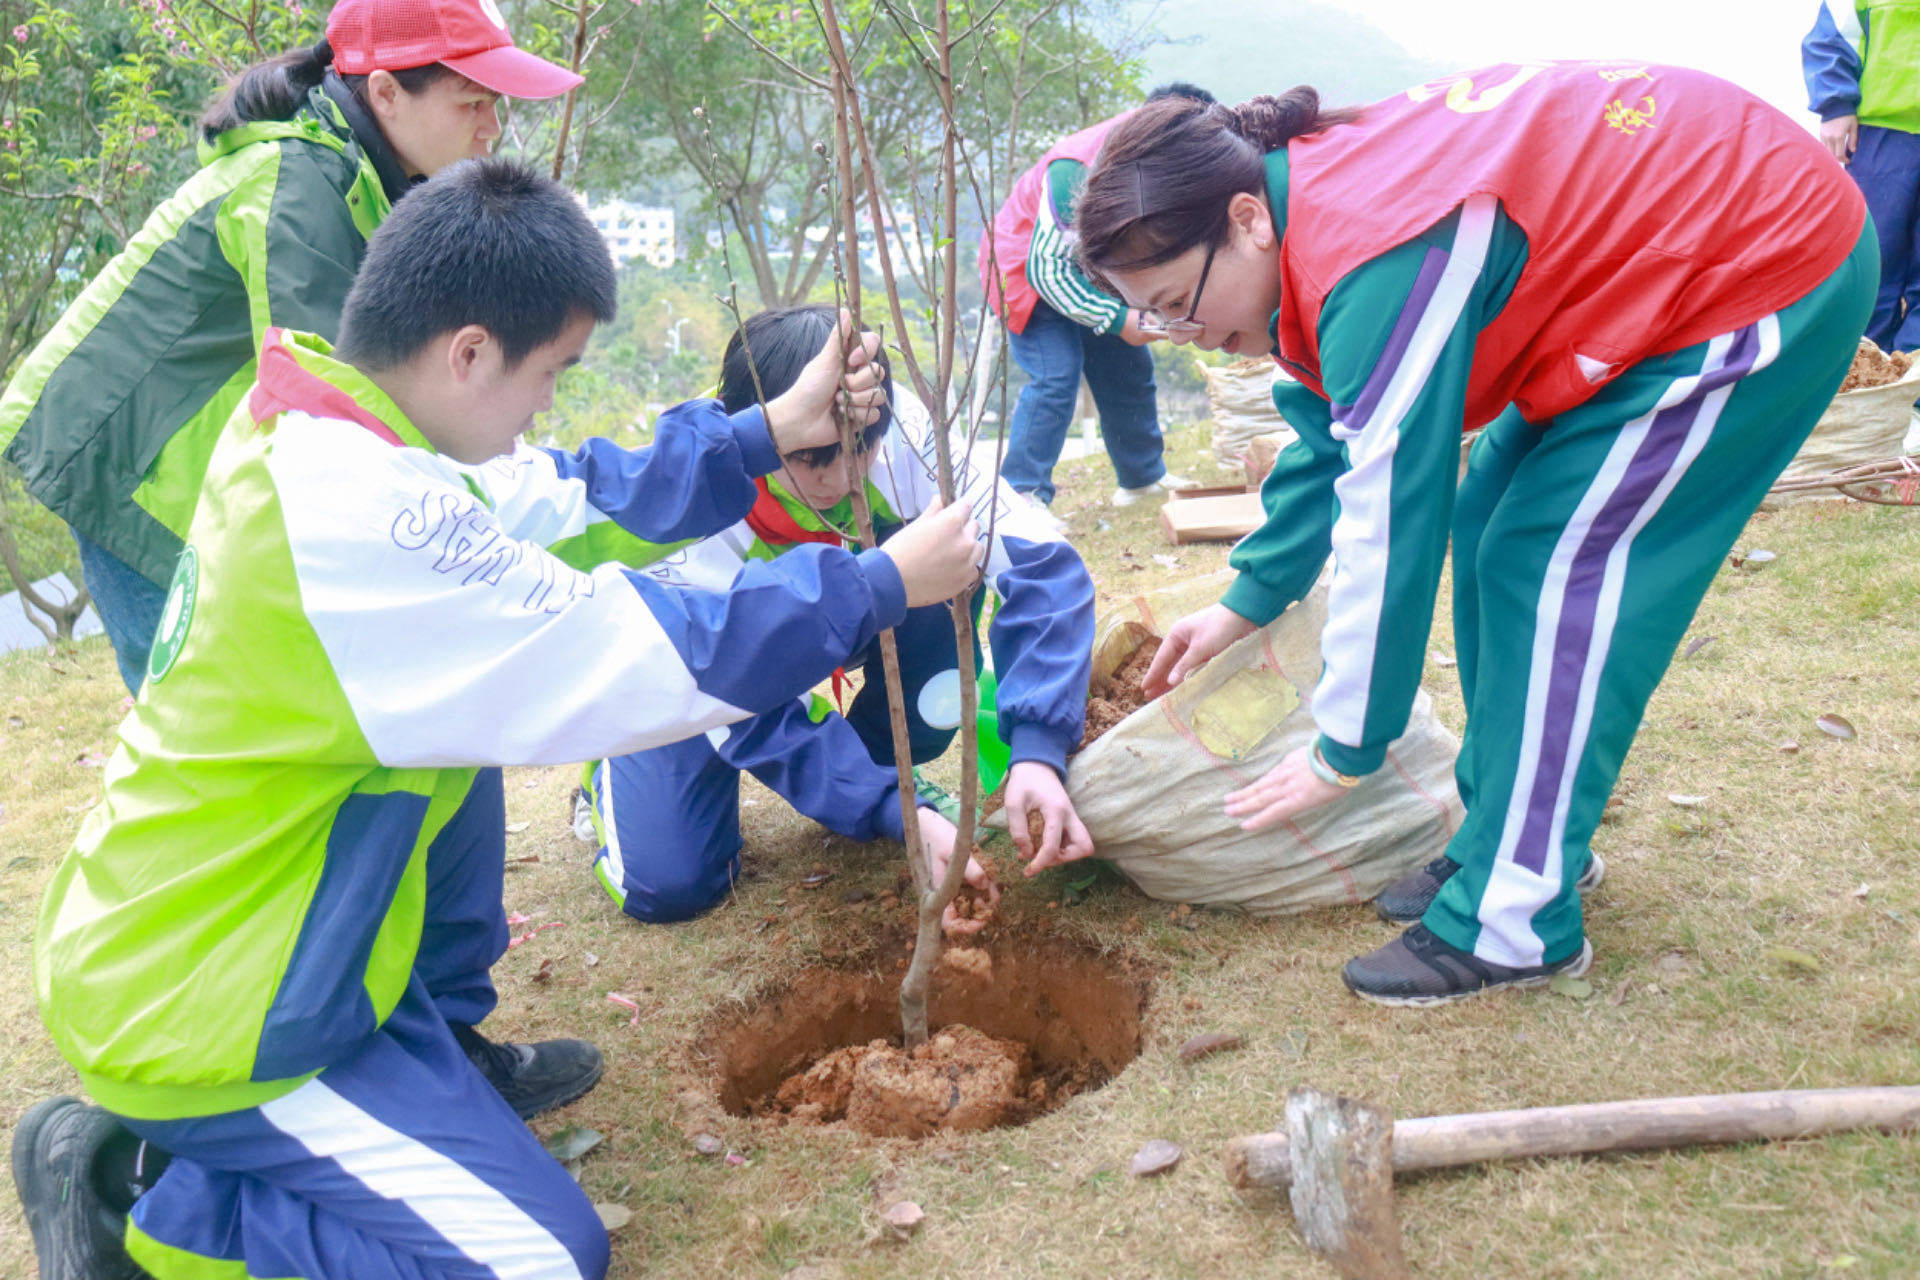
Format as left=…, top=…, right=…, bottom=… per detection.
left=1342, top=924, right=1594, bottom=1007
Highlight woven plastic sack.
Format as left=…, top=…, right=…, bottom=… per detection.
left=1203, top=358, right=1296, bottom=466
left=1062, top=573, right=1462, bottom=916
left=1765, top=339, right=1920, bottom=508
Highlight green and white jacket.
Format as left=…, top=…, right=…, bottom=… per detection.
left=0, top=80, right=403, bottom=585
left=34, top=330, right=909, bottom=1121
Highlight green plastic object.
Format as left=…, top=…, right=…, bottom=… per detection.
left=973, top=666, right=1012, bottom=795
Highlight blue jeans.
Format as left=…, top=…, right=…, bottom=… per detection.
left=1849, top=125, right=1920, bottom=351
left=1002, top=300, right=1165, bottom=504
left=71, top=529, right=168, bottom=694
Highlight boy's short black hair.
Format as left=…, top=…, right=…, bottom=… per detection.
left=1147, top=81, right=1216, bottom=105
left=717, top=304, right=895, bottom=438
left=336, top=158, right=617, bottom=371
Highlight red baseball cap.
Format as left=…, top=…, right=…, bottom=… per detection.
left=327, top=0, right=584, bottom=100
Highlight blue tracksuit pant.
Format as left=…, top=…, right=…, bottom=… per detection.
left=589, top=598, right=981, bottom=923
left=115, top=769, right=529, bottom=1279
left=121, top=979, right=607, bottom=1280
left=1001, top=299, right=1167, bottom=504
left=1850, top=124, right=1920, bottom=351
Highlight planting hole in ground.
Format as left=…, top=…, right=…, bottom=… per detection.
left=702, top=934, right=1150, bottom=1138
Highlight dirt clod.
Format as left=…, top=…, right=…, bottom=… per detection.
left=1840, top=344, right=1913, bottom=393
left=1079, top=637, right=1160, bottom=749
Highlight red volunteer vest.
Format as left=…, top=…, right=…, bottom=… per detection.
left=1275, top=62, right=1866, bottom=427
left=978, top=113, right=1129, bottom=335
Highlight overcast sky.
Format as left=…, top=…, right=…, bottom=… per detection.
left=1135, top=0, right=1824, bottom=127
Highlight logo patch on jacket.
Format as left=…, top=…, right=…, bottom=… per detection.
left=147, top=546, right=198, bottom=684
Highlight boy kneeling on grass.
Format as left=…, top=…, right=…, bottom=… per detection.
left=14, top=159, right=982, bottom=1280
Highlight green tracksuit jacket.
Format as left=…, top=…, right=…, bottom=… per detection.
left=0, top=82, right=400, bottom=585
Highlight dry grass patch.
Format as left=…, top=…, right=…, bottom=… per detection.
left=1, top=424, right=1917, bottom=1277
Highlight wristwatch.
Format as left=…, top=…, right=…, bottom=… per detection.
left=1308, top=741, right=1363, bottom=789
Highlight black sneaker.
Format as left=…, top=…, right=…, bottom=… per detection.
left=10, top=1097, right=144, bottom=1280
left=452, top=1023, right=604, bottom=1120
left=1342, top=924, right=1594, bottom=1007
left=1372, top=851, right=1607, bottom=926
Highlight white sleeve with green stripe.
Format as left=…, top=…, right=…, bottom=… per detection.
left=269, top=413, right=907, bottom=769
left=1227, top=195, right=1522, bottom=777
left=464, top=400, right=780, bottom=573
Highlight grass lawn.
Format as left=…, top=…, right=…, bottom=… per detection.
left=1, top=421, right=1916, bottom=1278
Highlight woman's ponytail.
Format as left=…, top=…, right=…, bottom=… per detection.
left=1225, top=87, right=1329, bottom=153
left=198, top=39, right=334, bottom=142
left=1076, top=86, right=1358, bottom=281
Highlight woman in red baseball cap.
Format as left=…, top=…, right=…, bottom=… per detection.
left=0, top=8, right=595, bottom=1276
left=1, top=0, right=583, bottom=695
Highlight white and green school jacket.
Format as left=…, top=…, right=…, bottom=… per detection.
left=33, top=330, right=910, bottom=1121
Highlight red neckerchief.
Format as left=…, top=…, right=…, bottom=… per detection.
left=742, top=476, right=851, bottom=710
left=248, top=327, right=404, bottom=445
left=743, top=475, right=842, bottom=548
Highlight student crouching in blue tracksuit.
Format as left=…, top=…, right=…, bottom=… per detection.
left=581, top=305, right=1099, bottom=927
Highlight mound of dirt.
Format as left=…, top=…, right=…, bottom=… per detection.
left=774, top=1026, right=1034, bottom=1138
left=1079, top=638, right=1160, bottom=749
left=1840, top=344, right=1914, bottom=393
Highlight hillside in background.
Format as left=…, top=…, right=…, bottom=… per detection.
left=1126, top=0, right=1456, bottom=110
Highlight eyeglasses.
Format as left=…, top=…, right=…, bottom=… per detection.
left=781, top=419, right=888, bottom=472
left=1137, top=240, right=1218, bottom=341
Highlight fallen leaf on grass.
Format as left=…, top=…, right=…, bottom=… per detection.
left=507, top=921, right=564, bottom=949
left=532, top=957, right=555, bottom=983
left=799, top=869, right=834, bottom=890
left=1177, top=1031, right=1244, bottom=1062
left=880, top=1201, right=925, bottom=1237
left=544, top=1124, right=604, bottom=1162
left=1609, top=979, right=1631, bottom=1007
left=1549, top=974, right=1594, bottom=999
left=1683, top=635, right=1717, bottom=658
left=1766, top=946, right=1824, bottom=975
left=1130, top=1139, right=1182, bottom=1177
left=1778, top=740, right=1800, bottom=753
left=1816, top=713, right=1856, bottom=740
left=505, top=821, right=530, bottom=835
left=593, top=1203, right=632, bottom=1231
left=1429, top=650, right=1457, bottom=668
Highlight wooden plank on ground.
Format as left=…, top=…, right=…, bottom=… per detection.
left=1161, top=490, right=1265, bottom=544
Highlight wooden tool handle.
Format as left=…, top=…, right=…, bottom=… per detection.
left=1226, top=1085, right=1920, bottom=1190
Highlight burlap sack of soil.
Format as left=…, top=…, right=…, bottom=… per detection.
left=1203, top=358, right=1296, bottom=466
left=1764, top=339, right=1920, bottom=508
left=1064, top=572, right=1463, bottom=916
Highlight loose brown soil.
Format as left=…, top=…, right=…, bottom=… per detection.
left=1840, top=344, right=1914, bottom=392
left=1079, top=636, right=1160, bottom=749
left=701, top=934, right=1150, bottom=1139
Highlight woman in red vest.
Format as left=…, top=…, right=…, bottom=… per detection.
left=1073, top=63, right=1874, bottom=1004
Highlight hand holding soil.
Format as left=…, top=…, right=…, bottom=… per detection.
left=919, top=809, right=1000, bottom=936
left=1143, top=603, right=1259, bottom=698
left=1223, top=743, right=1352, bottom=831
left=1005, top=759, right=1093, bottom=875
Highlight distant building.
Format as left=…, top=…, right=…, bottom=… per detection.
left=587, top=198, right=676, bottom=269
